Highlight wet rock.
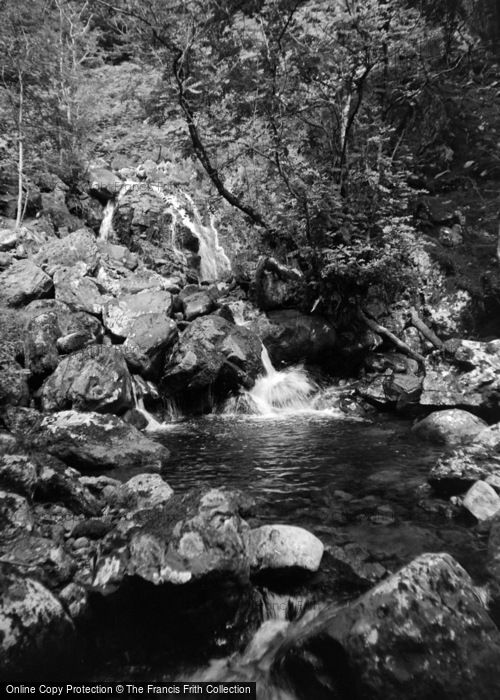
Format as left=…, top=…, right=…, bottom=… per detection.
left=421, top=339, right=500, bottom=411
left=24, top=311, right=61, bottom=377
left=0, top=259, right=53, bottom=307
left=255, top=257, right=305, bottom=311
left=329, top=543, right=387, bottom=586
left=413, top=409, right=486, bottom=446
left=0, top=536, right=75, bottom=588
left=41, top=346, right=133, bottom=414
left=103, top=289, right=173, bottom=337
left=38, top=410, right=169, bottom=473
left=123, top=314, right=178, bottom=379
left=0, top=565, right=74, bottom=679
left=88, top=168, right=122, bottom=202
left=0, top=455, right=38, bottom=497
left=181, top=289, right=215, bottom=321
left=163, top=315, right=263, bottom=409
left=429, top=445, right=500, bottom=496
left=463, top=481, right=500, bottom=521
left=34, top=228, right=100, bottom=276
left=272, top=553, right=500, bottom=700
left=125, top=473, right=173, bottom=511
left=0, top=491, right=33, bottom=540
left=53, top=264, right=109, bottom=315
left=250, top=309, right=336, bottom=367
left=249, top=525, right=323, bottom=574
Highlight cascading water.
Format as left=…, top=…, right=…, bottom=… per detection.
left=98, top=200, right=115, bottom=241
left=131, top=381, right=178, bottom=433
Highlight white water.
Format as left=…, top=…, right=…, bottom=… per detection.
left=131, top=381, right=177, bottom=433
left=99, top=200, right=115, bottom=241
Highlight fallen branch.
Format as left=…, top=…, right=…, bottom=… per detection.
left=359, top=309, right=425, bottom=365
left=409, top=307, right=443, bottom=349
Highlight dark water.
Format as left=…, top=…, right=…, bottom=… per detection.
left=159, top=414, right=487, bottom=579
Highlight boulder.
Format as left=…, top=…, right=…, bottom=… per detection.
left=271, top=553, right=500, bottom=700
left=41, top=187, right=82, bottom=232
left=487, top=514, right=500, bottom=585
left=0, top=355, right=29, bottom=409
left=0, top=227, right=18, bottom=251
left=162, top=315, right=263, bottom=409
left=96, top=262, right=176, bottom=297
left=250, top=309, right=336, bottom=366
left=0, top=260, right=52, bottom=307
left=255, top=257, right=305, bottom=311
left=24, top=311, right=61, bottom=377
left=429, top=445, right=500, bottom=496
left=0, top=455, right=38, bottom=497
left=476, top=422, right=500, bottom=448
left=0, top=566, right=74, bottom=679
left=123, top=314, right=178, bottom=378
left=24, top=299, right=103, bottom=352
left=463, top=481, right=500, bottom=521
left=97, top=240, right=138, bottom=271
left=41, top=346, right=133, bottom=414
left=412, top=409, right=486, bottom=446
left=249, top=525, right=323, bottom=574
left=34, top=228, right=99, bottom=276
left=37, top=410, right=169, bottom=472
left=88, top=168, right=122, bottom=202
left=179, top=286, right=216, bottom=321
left=0, top=490, right=33, bottom=540
left=53, top=264, right=109, bottom=315
left=0, top=536, right=75, bottom=589
left=35, top=460, right=102, bottom=516
left=125, top=474, right=173, bottom=512
left=420, top=339, right=500, bottom=411
left=103, top=287, right=173, bottom=334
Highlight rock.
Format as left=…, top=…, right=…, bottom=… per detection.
left=0, top=455, right=38, bottom=497
left=420, top=339, right=500, bottom=411
left=488, top=514, right=500, bottom=584
left=249, top=525, right=323, bottom=574
left=0, top=566, right=74, bottom=679
left=0, top=355, right=29, bottom=409
left=34, top=228, right=99, bottom=276
left=0, top=259, right=53, bottom=307
left=123, top=314, right=178, bottom=378
left=463, top=481, right=500, bottom=521
left=412, top=409, right=487, bottom=446
left=182, top=289, right=215, bottom=321
left=38, top=410, right=169, bottom=472
left=0, top=432, right=18, bottom=456
left=71, top=518, right=113, bottom=540
left=476, top=423, right=500, bottom=448
left=429, top=445, right=500, bottom=496
left=0, top=490, right=33, bottom=540
left=272, top=553, right=500, bottom=700
left=88, top=168, right=122, bottom=202
left=250, top=309, right=336, bottom=367
left=53, top=264, right=109, bottom=315
left=0, top=166, right=41, bottom=219
left=41, top=187, right=82, bottom=232
left=125, top=473, right=173, bottom=511
left=24, top=311, right=61, bottom=376
left=97, top=240, right=138, bottom=271
left=103, top=289, right=173, bottom=337
left=0, top=227, right=18, bottom=251
left=163, top=315, right=263, bottom=410
left=59, top=582, right=88, bottom=620
left=255, top=257, right=305, bottom=311
left=35, top=461, right=102, bottom=516
left=24, top=299, right=104, bottom=350
left=96, top=261, right=174, bottom=297
left=0, top=536, right=75, bottom=588
left=383, top=372, right=423, bottom=408
left=41, top=346, right=133, bottom=414
left=439, top=225, right=463, bottom=247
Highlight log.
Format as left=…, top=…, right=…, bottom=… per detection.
left=409, top=307, right=443, bottom=349
left=359, top=309, right=425, bottom=365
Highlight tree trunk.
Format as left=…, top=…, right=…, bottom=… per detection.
left=15, top=72, right=24, bottom=230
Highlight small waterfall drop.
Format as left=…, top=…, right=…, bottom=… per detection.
left=98, top=200, right=115, bottom=241
left=131, top=382, right=178, bottom=433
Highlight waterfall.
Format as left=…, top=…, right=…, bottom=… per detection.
left=98, top=200, right=115, bottom=241
left=131, top=381, right=177, bottom=433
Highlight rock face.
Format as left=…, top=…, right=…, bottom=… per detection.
left=429, top=445, right=500, bottom=496
left=41, top=346, right=133, bottom=414
left=0, top=259, right=53, bottom=307
left=249, top=525, right=324, bottom=574
left=421, top=339, right=500, bottom=411
left=412, top=409, right=486, bottom=446
left=251, top=309, right=336, bottom=366
left=163, top=315, right=263, bottom=410
left=272, top=553, right=500, bottom=700
left=37, top=410, right=169, bottom=472
left=0, top=566, right=74, bottom=679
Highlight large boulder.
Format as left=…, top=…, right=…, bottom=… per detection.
left=103, top=289, right=173, bottom=337
left=428, top=445, right=500, bottom=496
left=0, top=348, right=29, bottom=409
left=412, top=409, right=487, bottom=446
left=123, top=314, right=178, bottom=379
left=254, top=257, right=306, bottom=311
left=41, top=346, right=133, bottom=414
left=271, top=553, right=500, bottom=700
left=24, top=312, right=61, bottom=377
left=162, top=315, right=263, bottom=410
left=23, top=299, right=103, bottom=355
left=0, top=455, right=38, bottom=497
left=420, top=339, right=500, bottom=411
left=0, top=490, right=33, bottom=540
left=249, top=525, right=323, bottom=574
left=36, top=410, right=169, bottom=472
left=88, top=167, right=122, bottom=202
left=0, top=566, right=74, bottom=679
left=0, top=260, right=52, bottom=307
left=34, top=228, right=99, bottom=276
left=40, top=187, right=82, bottom=232
left=250, top=309, right=336, bottom=366
left=53, top=264, right=109, bottom=315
